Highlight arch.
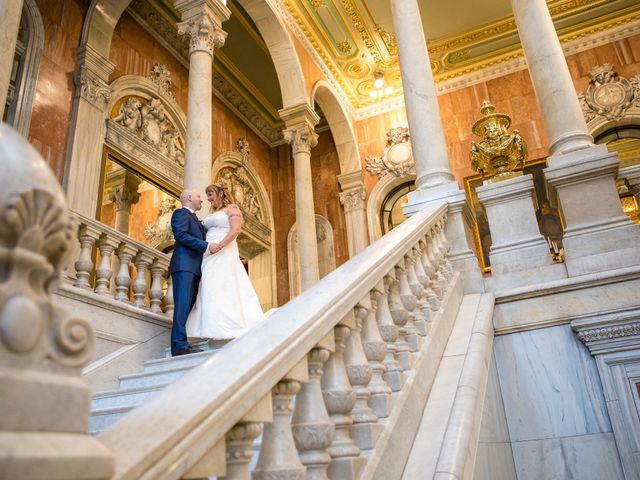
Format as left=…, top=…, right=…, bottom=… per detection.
left=287, top=215, right=336, bottom=299
left=587, top=106, right=640, bottom=141
left=81, top=0, right=307, bottom=109
left=211, top=150, right=277, bottom=309
left=366, top=172, right=416, bottom=242
left=311, top=80, right=362, bottom=175
left=6, top=0, right=44, bottom=136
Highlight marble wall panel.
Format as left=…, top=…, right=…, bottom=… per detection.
left=494, top=325, right=611, bottom=442
left=511, top=433, right=624, bottom=480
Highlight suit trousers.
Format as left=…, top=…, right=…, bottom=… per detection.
left=171, top=271, right=201, bottom=352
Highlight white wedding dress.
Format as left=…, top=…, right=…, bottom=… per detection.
left=186, top=210, right=264, bottom=339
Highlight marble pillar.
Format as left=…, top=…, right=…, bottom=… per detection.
left=511, top=0, right=640, bottom=276
left=477, top=175, right=566, bottom=289
left=281, top=104, right=321, bottom=291
left=175, top=0, right=230, bottom=219
left=0, top=0, right=24, bottom=118
left=391, top=0, right=482, bottom=291
left=338, top=171, right=369, bottom=257
left=63, top=46, right=114, bottom=215
left=108, top=170, right=141, bottom=235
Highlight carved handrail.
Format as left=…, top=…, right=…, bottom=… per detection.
left=98, top=201, right=450, bottom=479
left=69, top=211, right=172, bottom=314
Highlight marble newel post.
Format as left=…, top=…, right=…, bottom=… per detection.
left=338, top=171, right=369, bottom=256
left=0, top=0, right=24, bottom=117
left=510, top=0, right=640, bottom=276
left=281, top=104, right=322, bottom=291
left=390, top=0, right=482, bottom=292
left=175, top=0, right=230, bottom=219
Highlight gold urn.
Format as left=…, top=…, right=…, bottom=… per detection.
left=470, top=100, right=528, bottom=182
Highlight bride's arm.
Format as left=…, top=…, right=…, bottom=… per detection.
left=213, top=204, right=243, bottom=252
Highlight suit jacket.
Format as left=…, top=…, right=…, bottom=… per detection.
left=168, top=208, right=208, bottom=275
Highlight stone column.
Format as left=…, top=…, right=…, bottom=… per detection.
left=175, top=0, right=230, bottom=218
left=510, top=0, right=640, bottom=276
left=390, top=0, right=482, bottom=291
left=63, top=45, right=114, bottom=215
left=338, top=171, right=369, bottom=257
left=108, top=171, right=141, bottom=235
left=0, top=0, right=24, bottom=118
left=281, top=104, right=321, bottom=291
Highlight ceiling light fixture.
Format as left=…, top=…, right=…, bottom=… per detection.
left=370, top=70, right=393, bottom=98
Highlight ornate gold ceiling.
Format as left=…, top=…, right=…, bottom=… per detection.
left=283, top=0, right=640, bottom=109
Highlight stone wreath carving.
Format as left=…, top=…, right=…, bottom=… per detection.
left=365, top=126, right=415, bottom=178
left=578, top=64, right=640, bottom=123
left=112, top=96, right=185, bottom=166
left=217, top=166, right=263, bottom=221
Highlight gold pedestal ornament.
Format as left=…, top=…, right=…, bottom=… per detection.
left=470, top=100, right=528, bottom=183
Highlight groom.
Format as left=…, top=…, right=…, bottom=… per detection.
left=169, top=189, right=216, bottom=356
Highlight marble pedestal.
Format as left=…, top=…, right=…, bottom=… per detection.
left=403, top=182, right=484, bottom=293
left=545, top=145, right=640, bottom=277
left=477, top=174, right=566, bottom=290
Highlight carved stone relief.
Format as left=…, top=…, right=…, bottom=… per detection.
left=147, top=63, right=174, bottom=99
left=579, top=64, right=640, bottom=123
left=365, top=126, right=415, bottom=178
left=217, top=166, right=263, bottom=222
left=144, top=197, right=177, bottom=249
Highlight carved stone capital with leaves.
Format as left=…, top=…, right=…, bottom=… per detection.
left=283, top=123, right=319, bottom=156
left=340, top=187, right=366, bottom=213
left=75, top=67, right=112, bottom=108
left=177, top=13, right=227, bottom=55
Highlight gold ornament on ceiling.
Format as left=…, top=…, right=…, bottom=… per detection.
left=470, top=100, right=527, bottom=182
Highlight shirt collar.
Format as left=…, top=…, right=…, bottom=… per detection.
left=184, top=206, right=195, bottom=214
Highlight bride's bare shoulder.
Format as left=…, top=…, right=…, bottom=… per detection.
left=226, top=204, right=242, bottom=218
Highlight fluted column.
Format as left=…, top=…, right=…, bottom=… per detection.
left=390, top=0, right=453, bottom=188
left=338, top=171, right=369, bottom=256
left=510, top=0, right=593, bottom=155
left=0, top=0, right=24, bottom=118
left=175, top=0, right=230, bottom=217
left=281, top=104, right=321, bottom=291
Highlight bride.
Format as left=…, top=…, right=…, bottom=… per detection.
left=186, top=183, right=264, bottom=340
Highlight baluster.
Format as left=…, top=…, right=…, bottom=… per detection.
left=132, top=252, right=153, bottom=309
left=73, top=224, right=100, bottom=290
left=417, top=239, right=440, bottom=311
left=149, top=258, right=166, bottom=313
left=363, top=289, right=393, bottom=418
left=292, top=345, right=335, bottom=480
left=377, top=277, right=404, bottom=391
left=94, top=235, right=120, bottom=296
left=114, top=244, right=136, bottom=302
left=438, top=217, right=455, bottom=280
left=253, top=378, right=306, bottom=480
left=221, top=422, right=262, bottom=480
left=431, top=226, right=448, bottom=294
left=322, top=324, right=363, bottom=479
left=164, top=274, right=174, bottom=317
left=396, top=260, right=420, bottom=352
left=406, top=252, right=429, bottom=336
left=425, top=232, right=444, bottom=300
left=387, top=271, right=412, bottom=371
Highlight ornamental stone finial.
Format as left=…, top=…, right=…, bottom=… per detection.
left=0, top=124, right=114, bottom=477
left=470, top=100, right=527, bottom=182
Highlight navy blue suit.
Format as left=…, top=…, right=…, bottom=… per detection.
left=169, top=208, right=208, bottom=353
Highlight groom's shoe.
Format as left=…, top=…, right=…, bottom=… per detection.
left=172, top=346, right=204, bottom=357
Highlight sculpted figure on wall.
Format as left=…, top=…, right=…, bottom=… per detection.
left=112, top=95, right=185, bottom=166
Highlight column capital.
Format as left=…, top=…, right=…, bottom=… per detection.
left=175, top=0, right=231, bottom=55
left=283, top=122, right=319, bottom=156
left=74, top=45, right=115, bottom=109
left=108, top=171, right=141, bottom=212
left=339, top=187, right=366, bottom=214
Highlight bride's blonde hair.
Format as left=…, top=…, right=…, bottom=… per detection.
left=206, top=183, right=231, bottom=211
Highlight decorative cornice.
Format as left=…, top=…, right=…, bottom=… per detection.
left=576, top=322, right=640, bottom=343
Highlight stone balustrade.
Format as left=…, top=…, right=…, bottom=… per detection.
left=96, top=202, right=460, bottom=480
left=69, top=212, right=172, bottom=315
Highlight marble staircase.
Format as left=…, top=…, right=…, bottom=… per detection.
left=90, top=344, right=224, bottom=434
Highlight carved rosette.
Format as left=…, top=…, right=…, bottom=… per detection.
left=177, top=14, right=227, bottom=55
left=283, top=123, right=319, bottom=156
left=75, top=68, right=112, bottom=108
left=339, top=187, right=366, bottom=213
left=578, top=64, right=640, bottom=123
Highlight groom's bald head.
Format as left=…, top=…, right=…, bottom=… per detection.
left=180, top=189, right=203, bottom=211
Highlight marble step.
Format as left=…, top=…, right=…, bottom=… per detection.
left=90, top=405, right=137, bottom=433
left=143, top=348, right=220, bottom=373
left=91, top=384, right=164, bottom=410
left=118, top=363, right=198, bottom=389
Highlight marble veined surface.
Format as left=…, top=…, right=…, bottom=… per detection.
left=494, top=324, right=611, bottom=442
